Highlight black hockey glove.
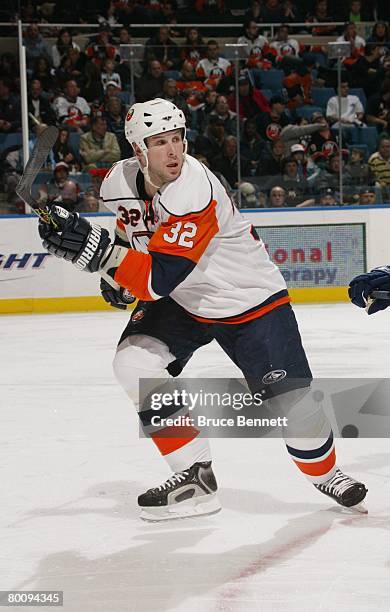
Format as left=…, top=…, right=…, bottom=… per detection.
left=348, top=266, right=390, bottom=315
left=100, top=278, right=136, bottom=310
left=38, top=205, right=111, bottom=272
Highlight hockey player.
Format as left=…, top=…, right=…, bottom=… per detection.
left=39, top=98, right=367, bottom=520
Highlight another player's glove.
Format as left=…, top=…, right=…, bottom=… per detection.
left=348, top=266, right=390, bottom=315
left=100, top=278, right=136, bottom=310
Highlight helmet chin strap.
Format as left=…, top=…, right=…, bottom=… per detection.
left=141, top=153, right=163, bottom=190
left=133, top=142, right=163, bottom=189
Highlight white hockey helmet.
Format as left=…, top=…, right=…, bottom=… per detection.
left=125, top=98, right=187, bottom=187
left=125, top=97, right=187, bottom=157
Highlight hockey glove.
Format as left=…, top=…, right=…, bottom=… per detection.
left=39, top=205, right=111, bottom=272
left=100, top=278, right=136, bottom=310
left=348, top=266, right=390, bottom=315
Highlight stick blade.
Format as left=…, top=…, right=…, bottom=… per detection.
left=16, top=125, right=59, bottom=203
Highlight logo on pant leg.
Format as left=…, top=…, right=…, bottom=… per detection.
left=131, top=307, right=146, bottom=322
left=262, top=369, right=287, bottom=384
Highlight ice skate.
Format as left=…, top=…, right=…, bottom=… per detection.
left=138, top=461, right=221, bottom=522
left=314, top=468, right=367, bottom=512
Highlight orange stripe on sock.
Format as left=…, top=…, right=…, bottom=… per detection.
left=294, top=447, right=336, bottom=477
left=151, top=425, right=199, bottom=456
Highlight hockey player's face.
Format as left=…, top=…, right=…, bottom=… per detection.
left=144, top=129, right=185, bottom=185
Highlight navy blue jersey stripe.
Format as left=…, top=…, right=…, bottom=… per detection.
left=102, top=197, right=142, bottom=202
left=150, top=251, right=196, bottom=296
left=286, top=431, right=334, bottom=460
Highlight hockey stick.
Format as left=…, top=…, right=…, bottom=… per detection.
left=15, top=125, right=59, bottom=228
left=369, top=290, right=390, bottom=300
left=365, top=290, right=390, bottom=312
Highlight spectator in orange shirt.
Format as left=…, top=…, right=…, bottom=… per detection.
left=283, top=62, right=314, bottom=109
left=176, top=61, right=207, bottom=109
left=86, top=25, right=116, bottom=67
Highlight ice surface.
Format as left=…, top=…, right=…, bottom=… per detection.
left=0, top=304, right=389, bottom=611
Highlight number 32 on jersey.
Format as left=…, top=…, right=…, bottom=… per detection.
left=163, top=221, right=197, bottom=248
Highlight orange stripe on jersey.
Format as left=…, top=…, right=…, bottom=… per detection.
left=190, top=295, right=291, bottom=325
left=294, top=447, right=336, bottom=477
left=151, top=424, right=199, bottom=455
left=116, top=218, right=125, bottom=232
left=176, top=80, right=206, bottom=93
left=114, top=249, right=154, bottom=301
left=148, top=199, right=219, bottom=264
left=196, top=66, right=206, bottom=79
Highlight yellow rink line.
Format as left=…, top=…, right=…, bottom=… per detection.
left=0, top=296, right=124, bottom=314
left=0, top=287, right=348, bottom=314
left=289, top=287, right=348, bottom=303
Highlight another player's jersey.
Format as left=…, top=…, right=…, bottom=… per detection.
left=100, top=155, right=287, bottom=322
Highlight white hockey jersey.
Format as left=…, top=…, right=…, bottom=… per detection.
left=100, top=155, right=288, bottom=322
left=195, top=57, right=232, bottom=81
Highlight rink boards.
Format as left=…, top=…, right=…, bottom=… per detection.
left=1, top=206, right=389, bottom=314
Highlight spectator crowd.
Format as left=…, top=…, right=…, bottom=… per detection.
left=1, top=0, right=390, bottom=212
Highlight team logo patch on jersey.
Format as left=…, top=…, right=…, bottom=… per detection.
left=266, top=123, right=281, bottom=140
left=131, top=307, right=146, bottom=323
left=122, top=289, right=136, bottom=304
left=262, top=369, right=287, bottom=385
left=210, top=67, right=223, bottom=78
left=126, top=108, right=134, bottom=121
left=323, top=140, right=338, bottom=156
left=280, top=43, right=296, bottom=56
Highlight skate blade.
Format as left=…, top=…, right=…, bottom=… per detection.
left=140, top=494, right=222, bottom=522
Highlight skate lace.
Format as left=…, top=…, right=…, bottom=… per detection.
left=321, top=469, right=356, bottom=496
left=158, top=470, right=190, bottom=491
